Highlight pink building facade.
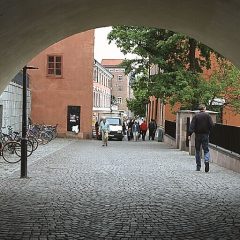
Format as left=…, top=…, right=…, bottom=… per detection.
left=28, top=31, right=94, bottom=138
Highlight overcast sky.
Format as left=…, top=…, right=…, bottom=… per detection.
left=94, top=27, right=137, bottom=63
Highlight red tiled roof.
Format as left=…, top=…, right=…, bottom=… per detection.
left=101, top=59, right=124, bottom=67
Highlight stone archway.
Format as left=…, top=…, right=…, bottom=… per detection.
left=0, top=0, right=240, bottom=92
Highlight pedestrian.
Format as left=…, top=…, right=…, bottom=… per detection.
left=132, top=120, right=140, bottom=141
left=127, top=119, right=134, bottom=141
left=140, top=119, right=148, bottom=141
left=188, top=104, right=214, bottom=172
left=95, top=121, right=99, bottom=139
left=137, top=121, right=141, bottom=140
left=99, top=117, right=110, bottom=146
left=122, top=122, right=126, bottom=135
left=148, top=119, right=157, bottom=140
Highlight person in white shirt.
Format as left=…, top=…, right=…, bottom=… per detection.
left=99, top=117, right=110, bottom=146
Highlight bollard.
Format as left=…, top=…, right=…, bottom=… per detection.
left=157, top=128, right=164, bottom=142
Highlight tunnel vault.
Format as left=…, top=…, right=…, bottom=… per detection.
left=0, top=0, right=240, bottom=92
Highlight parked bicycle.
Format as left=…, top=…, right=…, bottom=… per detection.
left=0, top=123, right=58, bottom=164
left=0, top=136, right=21, bottom=164
left=4, top=126, right=34, bottom=157
left=28, top=123, right=58, bottom=145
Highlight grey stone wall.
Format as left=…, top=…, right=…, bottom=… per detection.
left=209, top=144, right=240, bottom=173
left=0, top=82, right=31, bottom=133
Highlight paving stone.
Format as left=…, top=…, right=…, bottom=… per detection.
left=0, top=139, right=240, bottom=239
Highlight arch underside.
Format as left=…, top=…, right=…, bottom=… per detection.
left=0, top=0, right=240, bottom=92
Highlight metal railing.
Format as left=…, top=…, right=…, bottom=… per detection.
left=165, top=120, right=176, bottom=139
left=209, top=124, right=240, bottom=155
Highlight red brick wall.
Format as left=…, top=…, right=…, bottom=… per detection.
left=222, top=106, right=240, bottom=126
left=162, top=53, right=240, bottom=127
left=28, top=31, right=94, bottom=138
left=165, top=103, right=179, bottom=122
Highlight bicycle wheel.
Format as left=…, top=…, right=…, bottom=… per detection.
left=2, top=141, right=21, bottom=163
left=26, top=139, right=34, bottom=156
left=39, top=132, right=51, bottom=145
left=15, top=140, right=34, bottom=157
left=27, top=136, right=38, bottom=151
left=52, top=129, right=58, bottom=139
left=45, top=130, right=54, bottom=142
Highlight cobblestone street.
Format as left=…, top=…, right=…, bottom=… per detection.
left=0, top=138, right=240, bottom=239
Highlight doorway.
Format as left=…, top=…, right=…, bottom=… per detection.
left=67, top=106, right=80, bottom=132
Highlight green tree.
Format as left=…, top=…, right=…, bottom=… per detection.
left=108, top=26, right=218, bottom=111
left=201, top=59, right=240, bottom=114
left=127, top=74, right=150, bottom=116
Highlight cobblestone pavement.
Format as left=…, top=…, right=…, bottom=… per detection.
left=0, top=138, right=240, bottom=240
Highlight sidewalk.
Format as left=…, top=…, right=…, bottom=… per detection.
left=0, top=138, right=76, bottom=178
left=0, top=139, right=240, bottom=239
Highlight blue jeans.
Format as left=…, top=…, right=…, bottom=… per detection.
left=195, top=134, right=210, bottom=167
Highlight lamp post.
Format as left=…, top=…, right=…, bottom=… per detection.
left=21, top=65, right=38, bottom=178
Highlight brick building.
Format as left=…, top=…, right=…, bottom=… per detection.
left=28, top=31, right=94, bottom=138
left=147, top=57, right=240, bottom=127
left=147, top=94, right=240, bottom=128
left=101, top=59, right=131, bottom=116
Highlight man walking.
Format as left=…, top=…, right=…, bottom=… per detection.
left=148, top=119, right=157, bottom=140
left=188, top=104, right=214, bottom=172
left=132, top=121, right=140, bottom=141
left=99, top=117, right=110, bottom=146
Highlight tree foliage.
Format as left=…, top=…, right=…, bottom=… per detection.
left=108, top=26, right=240, bottom=114
left=126, top=75, right=150, bottom=117
left=203, top=59, right=240, bottom=113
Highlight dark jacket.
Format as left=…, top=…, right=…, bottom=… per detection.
left=148, top=120, right=157, bottom=131
left=189, top=111, right=214, bottom=136
left=132, top=123, right=140, bottom=133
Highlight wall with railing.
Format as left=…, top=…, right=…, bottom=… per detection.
left=209, top=124, right=240, bottom=155
left=163, top=111, right=240, bottom=173
left=164, top=120, right=176, bottom=139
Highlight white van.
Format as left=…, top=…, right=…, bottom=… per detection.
left=99, top=117, right=124, bottom=141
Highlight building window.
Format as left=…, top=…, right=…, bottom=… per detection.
left=118, top=75, right=123, bottom=81
left=104, top=76, right=107, bottom=86
left=117, top=97, right=122, bottom=104
left=118, top=86, right=123, bottom=91
left=93, top=92, right=96, bottom=107
left=93, top=68, right=98, bottom=82
left=47, top=55, right=62, bottom=77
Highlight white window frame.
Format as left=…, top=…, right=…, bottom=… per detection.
left=117, top=97, right=122, bottom=104
left=118, top=75, right=123, bottom=81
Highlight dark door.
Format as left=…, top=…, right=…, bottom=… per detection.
left=67, top=106, right=80, bottom=132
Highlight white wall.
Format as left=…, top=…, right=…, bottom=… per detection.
left=0, top=82, right=31, bottom=133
